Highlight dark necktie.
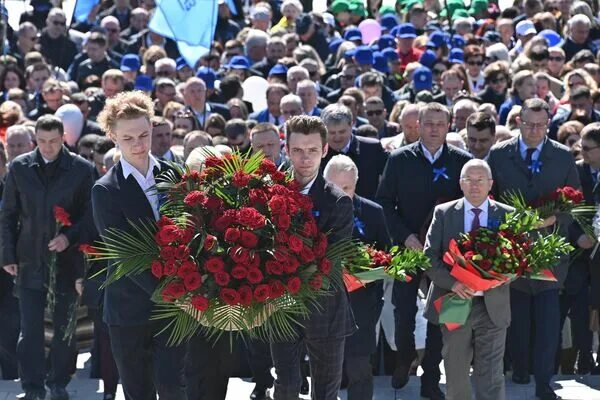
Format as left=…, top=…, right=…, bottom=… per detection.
left=471, top=208, right=482, bottom=231
left=525, top=148, right=536, bottom=178
left=274, top=116, right=280, bottom=125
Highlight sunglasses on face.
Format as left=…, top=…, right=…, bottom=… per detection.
left=467, top=60, right=484, bottom=66
left=549, top=56, right=565, bottom=62
left=491, top=77, right=507, bottom=84
left=52, top=20, right=66, bottom=26
left=366, top=109, right=384, bottom=117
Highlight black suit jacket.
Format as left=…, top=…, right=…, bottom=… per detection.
left=322, top=135, right=388, bottom=201
left=302, top=174, right=356, bottom=340
left=92, top=160, right=171, bottom=326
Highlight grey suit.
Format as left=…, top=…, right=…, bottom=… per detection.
left=423, top=198, right=514, bottom=400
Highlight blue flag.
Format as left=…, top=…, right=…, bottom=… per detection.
left=73, top=0, right=100, bottom=23
left=177, top=41, right=211, bottom=70
left=149, top=0, right=218, bottom=47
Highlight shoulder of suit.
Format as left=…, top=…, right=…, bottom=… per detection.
left=545, top=137, right=572, bottom=154
left=70, top=152, right=95, bottom=170
left=11, top=150, right=35, bottom=167
left=435, top=199, right=460, bottom=213
left=576, top=159, right=586, bottom=168
left=94, top=166, right=118, bottom=189
left=355, top=135, right=381, bottom=146
left=324, top=181, right=351, bottom=203
left=389, top=141, right=419, bottom=159
left=489, top=136, right=518, bottom=154
left=446, top=143, right=473, bottom=160
left=490, top=199, right=515, bottom=213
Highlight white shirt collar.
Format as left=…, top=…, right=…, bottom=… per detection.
left=464, top=197, right=489, bottom=215
left=300, top=175, right=318, bottom=195
left=420, top=142, right=444, bottom=164
left=121, top=153, right=161, bottom=180
left=519, top=136, right=544, bottom=159
left=341, top=137, right=353, bottom=154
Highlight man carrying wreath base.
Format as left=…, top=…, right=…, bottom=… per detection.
left=423, top=159, right=515, bottom=400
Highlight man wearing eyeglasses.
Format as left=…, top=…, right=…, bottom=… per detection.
left=9, top=22, right=38, bottom=69
left=464, top=45, right=486, bottom=93
left=549, top=86, right=600, bottom=141
left=39, top=8, right=77, bottom=72
left=326, top=64, right=358, bottom=103
left=364, top=96, right=398, bottom=139
left=488, top=98, right=580, bottom=400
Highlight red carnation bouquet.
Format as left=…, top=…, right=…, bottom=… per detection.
left=343, top=246, right=431, bottom=292
left=90, top=151, right=357, bottom=344
left=47, top=206, right=72, bottom=312
left=436, top=210, right=573, bottom=330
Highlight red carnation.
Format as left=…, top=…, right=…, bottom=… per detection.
left=167, top=281, right=186, bottom=298
left=177, top=260, right=197, bottom=279
left=247, top=268, right=264, bottom=284
left=179, top=228, right=195, bottom=244
left=232, top=171, right=252, bottom=188
left=253, top=284, right=271, bottom=302
left=79, top=244, right=99, bottom=257
left=300, top=246, right=315, bottom=263
left=239, top=231, right=259, bottom=248
left=247, top=253, right=261, bottom=269
left=230, top=246, right=250, bottom=264
left=268, top=195, right=288, bottom=215
left=270, top=184, right=289, bottom=196
left=274, top=214, right=291, bottom=230
left=205, top=256, right=225, bottom=273
left=151, top=261, right=163, bottom=278
left=275, top=231, right=289, bottom=244
left=157, top=216, right=174, bottom=228
left=249, top=189, right=269, bottom=205
left=259, top=158, right=277, bottom=174
left=318, top=258, right=332, bottom=275
left=175, top=245, right=191, bottom=261
left=53, top=206, right=72, bottom=227
left=309, top=274, right=323, bottom=290
left=204, top=196, right=223, bottom=211
left=204, top=156, right=223, bottom=169
left=203, top=235, right=217, bottom=251
left=182, top=170, right=201, bottom=182
left=220, top=288, right=240, bottom=305
left=287, top=277, right=301, bottom=294
left=266, top=260, right=284, bottom=275
left=283, top=256, right=300, bottom=274
left=288, top=235, right=304, bottom=254
left=231, top=265, right=248, bottom=279
left=269, top=280, right=286, bottom=298
left=272, top=170, right=286, bottom=183
left=184, top=272, right=203, bottom=291
left=160, top=246, right=176, bottom=261
left=238, top=285, right=253, bottom=306
left=213, top=215, right=234, bottom=232
left=214, top=271, right=231, bottom=286
left=191, top=295, right=209, bottom=311
left=237, top=207, right=266, bottom=230
left=163, top=260, right=178, bottom=276
left=184, top=191, right=207, bottom=207
left=224, top=227, right=241, bottom=243
left=303, top=220, right=318, bottom=238
left=157, top=225, right=180, bottom=245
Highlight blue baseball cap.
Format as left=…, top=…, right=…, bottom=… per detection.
left=451, top=34, right=466, bottom=48
left=419, top=49, right=437, bottom=69
left=344, top=27, right=363, bottom=42
left=425, top=21, right=442, bottom=32
left=120, top=54, right=140, bottom=72
left=483, top=30, right=502, bottom=44
left=176, top=57, right=189, bottom=71
left=380, top=14, right=399, bottom=32
left=378, top=34, right=396, bottom=50
left=373, top=51, right=389, bottom=73
left=381, top=47, right=399, bottom=62
left=344, top=48, right=357, bottom=62
left=538, top=29, right=564, bottom=48
left=354, top=46, right=374, bottom=65
left=448, top=48, right=464, bottom=64
left=427, top=31, right=448, bottom=48
left=226, top=55, right=250, bottom=70
left=396, top=23, right=417, bottom=39
left=269, top=63, right=288, bottom=76
left=329, top=37, right=344, bottom=54
left=134, top=75, right=153, bottom=91
left=196, top=66, right=217, bottom=89
left=413, top=67, right=433, bottom=92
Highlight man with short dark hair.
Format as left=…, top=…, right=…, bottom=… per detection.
left=466, top=112, right=496, bottom=159
left=74, top=32, right=120, bottom=86
left=39, top=8, right=77, bottom=71
left=364, top=97, right=398, bottom=139
left=224, top=119, right=251, bottom=153
left=151, top=117, right=182, bottom=163
left=250, top=123, right=282, bottom=164
left=2, top=115, right=96, bottom=400
left=549, top=86, right=600, bottom=140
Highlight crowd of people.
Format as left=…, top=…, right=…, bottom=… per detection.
left=1, top=0, right=600, bottom=400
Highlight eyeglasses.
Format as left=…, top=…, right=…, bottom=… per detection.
left=461, top=178, right=491, bottom=185
left=52, top=20, right=66, bottom=26
left=366, top=109, right=384, bottom=117
left=467, top=60, right=484, bottom=66
left=156, top=70, right=172, bottom=77
left=521, top=121, right=547, bottom=130
left=549, top=56, right=565, bottom=62
left=582, top=145, right=600, bottom=152
left=491, top=77, right=507, bottom=84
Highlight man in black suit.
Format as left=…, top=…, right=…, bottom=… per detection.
left=324, top=154, right=391, bottom=400
left=487, top=98, right=580, bottom=400
left=92, top=92, right=187, bottom=400
left=270, top=115, right=355, bottom=400
left=98, top=0, right=131, bottom=31
left=150, top=117, right=184, bottom=164
left=376, top=102, right=472, bottom=400
left=2, top=116, right=96, bottom=400
left=548, top=86, right=600, bottom=141
left=183, top=77, right=230, bottom=129
left=320, top=104, right=388, bottom=201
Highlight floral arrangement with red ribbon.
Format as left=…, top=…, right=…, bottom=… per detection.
left=90, top=151, right=358, bottom=344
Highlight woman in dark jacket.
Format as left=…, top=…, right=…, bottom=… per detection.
left=477, top=60, right=510, bottom=112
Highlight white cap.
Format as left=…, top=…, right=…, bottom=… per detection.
left=322, top=12, right=335, bottom=28
left=516, top=20, right=536, bottom=36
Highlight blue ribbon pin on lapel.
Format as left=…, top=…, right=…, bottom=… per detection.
left=354, top=216, right=366, bottom=236
left=312, top=210, right=320, bottom=218
left=433, top=167, right=450, bottom=182
left=528, top=159, right=542, bottom=175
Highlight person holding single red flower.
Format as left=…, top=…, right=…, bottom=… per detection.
left=92, top=91, right=187, bottom=400
left=1, top=115, right=96, bottom=400
left=423, top=159, right=515, bottom=400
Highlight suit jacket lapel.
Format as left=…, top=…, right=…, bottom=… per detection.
left=508, top=138, right=531, bottom=179
left=450, top=198, right=465, bottom=236
left=116, top=162, right=155, bottom=220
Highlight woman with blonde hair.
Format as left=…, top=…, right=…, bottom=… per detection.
left=557, top=69, right=598, bottom=111
left=498, top=69, right=536, bottom=124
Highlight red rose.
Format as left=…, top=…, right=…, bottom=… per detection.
left=238, top=285, right=253, bottom=306
left=297, top=196, right=313, bottom=213
left=300, top=246, right=315, bottom=263
left=177, top=260, right=197, bottom=279
left=270, top=184, right=289, bottom=196
left=269, top=280, right=285, bottom=298
left=214, top=271, right=231, bottom=286
left=272, top=170, right=286, bottom=183
left=220, top=288, right=240, bottom=305
left=286, top=180, right=300, bottom=191
left=274, top=214, right=291, bottom=230
left=268, top=195, right=288, bottom=215
left=191, top=295, right=209, bottom=311
left=303, top=220, right=318, bottom=238
left=288, top=235, right=304, bottom=254
left=238, top=207, right=266, bottom=230
left=182, top=170, right=201, bottom=182
left=232, top=171, right=252, bottom=188
left=318, top=258, right=332, bottom=275
left=203, top=234, right=217, bottom=251
left=213, top=215, right=234, bottom=232
left=151, top=261, right=163, bottom=278
left=157, top=216, right=174, bottom=228
left=275, top=231, right=289, bottom=244
left=224, top=227, right=241, bottom=243
left=204, top=156, right=223, bottom=168
left=163, top=260, right=178, bottom=276
left=205, top=256, right=225, bottom=273
left=230, top=246, right=250, bottom=264
left=184, top=191, right=207, bottom=207
left=247, top=268, right=264, bottom=284
left=231, top=265, right=248, bottom=279
left=157, top=225, right=180, bottom=245
left=204, top=197, right=223, bottom=211
left=239, top=231, right=259, bottom=248
left=283, top=256, right=300, bottom=274
left=160, top=246, right=176, bottom=261
left=259, top=158, right=277, bottom=174
left=309, top=274, right=323, bottom=290
left=287, top=277, right=301, bottom=294
left=179, top=228, right=195, bottom=244
left=249, top=189, right=269, bottom=205
left=175, top=245, right=191, bottom=260
left=79, top=244, right=98, bottom=256
left=254, top=284, right=271, bottom=302
left=287, top=199, right=299, bottom=215
left=167, top=281, right=187, bottom=298
left=184, top=272, right=203, bottom=291
left=53, top=206, right=72, bottom=227
left=273, top=246, right=289, bottom=263
left=266, top=260, right=284, bottom=275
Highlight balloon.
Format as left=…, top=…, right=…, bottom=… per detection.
left=242, top=76, right=269, bottom=111
left=358, top=19, right=382, bottom=45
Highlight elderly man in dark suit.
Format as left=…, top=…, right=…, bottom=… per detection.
left=92, top=92, right=187, bottom=400
left=324, top=154, right=391, bottom=400
left=270, top=116, right=355, bottom=400
left=424, top=159, right=515, bottom=400
left=376, top=102, right=472, bottom=400
left=320, top=104, right=388, bottom=201
left=488, top=98, right=580, bottom=400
